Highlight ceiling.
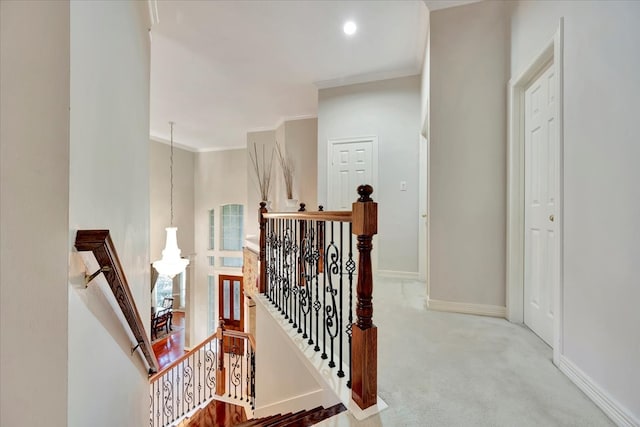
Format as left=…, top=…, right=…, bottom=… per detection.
left=149, top=1, right=438, bottom=151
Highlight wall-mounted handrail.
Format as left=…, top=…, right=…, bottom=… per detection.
left=75, top=230, right=159, bottom=374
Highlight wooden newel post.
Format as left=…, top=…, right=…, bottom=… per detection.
left=216, top=318, right=226, bottom=396
left=258, top=202, right=268, bottom=294
left=351, top=184, right=378, bottom=409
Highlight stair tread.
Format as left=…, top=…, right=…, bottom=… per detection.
left=262, top=410, right=305, bottom=427
left=292, top=403, right=347, bottom=427
left=265, top=407, right=323, bottom=427
left=235, top=412, right=291, bottom=427
left=232, top=403, right=345, bottom=427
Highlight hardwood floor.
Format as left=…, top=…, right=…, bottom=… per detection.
left=152, top=311, right=186, bottom=370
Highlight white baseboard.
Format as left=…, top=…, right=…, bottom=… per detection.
left=558, top=355, right=639, bottom=427
left=376, top=270, right=419, bottom=279
left=426, top=297, right=506, bottom=318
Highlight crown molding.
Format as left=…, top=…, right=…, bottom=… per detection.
left=314, top=66, right=421, bottom=90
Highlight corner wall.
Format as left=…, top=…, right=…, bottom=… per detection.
left=510, top=1, right=640, bottom=422
left=429, top=0, right=509, bottom=308
left=0, top=2, right=70, bottom=426
left=68, top=2, right=151, bottom=426
left=318, top=76, right=421, bottom=275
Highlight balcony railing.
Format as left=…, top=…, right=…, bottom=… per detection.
left=258, top=185, right=378, bottom=409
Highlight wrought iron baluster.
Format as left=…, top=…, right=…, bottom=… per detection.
left=326, top=221, right=340, bottom=369
left=313, top=221, right=322, bottom=352
left=184, top=356, right=193, bottom=413
left=292, top=219, right=298, bottom=328
left=346, top=222, right=355, bottom=388
left=297, top=218, right=305, bottom=334
left=321, top=222, right=328, bottom=360
left=337, top=221, right=345, bottom=378
left=279, top=218, right=284, bottom=311
left=307, top=220, right=315, bottom=345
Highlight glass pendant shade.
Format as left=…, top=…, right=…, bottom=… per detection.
left=153, top=227, right=189, bottom=278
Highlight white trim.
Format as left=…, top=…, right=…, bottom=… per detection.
left=558, top=356, right=639, bottom=427
left=149, top=134, right=199, bottom=153
left=426, top=297, right=506, bottom=318
left=506, top=19, right=564, bottom=365
left=376, top=270, right=419, bottom=280
left=147, top=0, right=159, bottom=25
left=314, top=67, right=420, bottom=90
left=245, top=114, right=317, bottom=135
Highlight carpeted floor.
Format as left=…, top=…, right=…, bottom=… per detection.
left=315, top=276, right=614, bottom=427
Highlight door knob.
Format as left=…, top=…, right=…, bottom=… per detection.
left=549, top=214, right=554, bottom=222
left=422, top=214, right=427, bottom=218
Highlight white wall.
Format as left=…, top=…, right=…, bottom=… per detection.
left=429, top=0, right=509, bottom=307
left=0, top=2, right=70, bottom=426
left=318, top=76, right=421, bottom=274
left=254, top=300, right=333, bottom=417
left=193, top=149, right=247, bottom=343
left=68, top=2, right=151, bottom=426
left=510, top=1, right=640, bottom=421
left=284, top=118, right=318, bottom=210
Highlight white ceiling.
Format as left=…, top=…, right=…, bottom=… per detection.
left=149, top=0, right=429, bottom=151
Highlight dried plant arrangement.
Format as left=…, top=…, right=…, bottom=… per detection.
left=275, top=140, right=294, bottom=199
left=249, top=142, right=274, bottom=201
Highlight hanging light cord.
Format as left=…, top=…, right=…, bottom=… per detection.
left=169, top=121, right=174, bottom=227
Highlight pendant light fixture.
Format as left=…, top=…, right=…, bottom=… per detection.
left=153, top=121, right=189, bottom=278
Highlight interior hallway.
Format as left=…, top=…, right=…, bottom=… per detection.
left=316, top=276, right=613, bottom=427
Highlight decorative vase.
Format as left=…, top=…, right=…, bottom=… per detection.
left=285, top=198, right=299, bottom=211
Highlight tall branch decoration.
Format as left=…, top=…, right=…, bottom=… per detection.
left=275, top=141, right=294, bottom=200
left=249, top=142, right=275, bottom=202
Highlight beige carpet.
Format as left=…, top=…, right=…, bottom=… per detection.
left=315, top=276, right=614, bottom=427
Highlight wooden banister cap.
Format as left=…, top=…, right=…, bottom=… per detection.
left=357, top=185, right=374, bottom=202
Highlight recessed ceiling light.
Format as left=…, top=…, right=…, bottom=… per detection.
left=343, top=21, right=357, bottom=36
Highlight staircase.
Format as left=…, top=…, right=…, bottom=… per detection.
left=180, top=401, right=346, bottom=427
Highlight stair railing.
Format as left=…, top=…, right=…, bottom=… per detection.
left=75, top=230, right=159, bottom=374
left=258, top=185, right=378, bottom=410
left=149, top=320, right=256, bottom=427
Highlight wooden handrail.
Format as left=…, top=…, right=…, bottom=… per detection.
left=75, top=230, right=159, bottom=374
left=223, top=329, right=257, bottom=351
left=263, top=210, right=352, bottom=222
left=149, top=330, right=218, bottom=383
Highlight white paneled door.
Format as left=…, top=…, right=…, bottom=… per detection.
left=524, top=63, right=557, bottom=346
left=328, top=138, right=374, bottom=210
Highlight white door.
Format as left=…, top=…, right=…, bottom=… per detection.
left=524, top=62, right=557, bottom=346
left=328, top=138, right=374, bottom=210
left=327, top=137, right=377, bottom=274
